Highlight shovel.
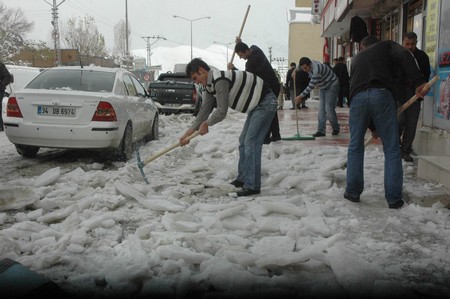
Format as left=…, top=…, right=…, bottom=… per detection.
left=136, top=131, right=200, bottom=184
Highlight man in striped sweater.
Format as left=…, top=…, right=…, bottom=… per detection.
left=294, top=57, right=340, bottom=137
left=180, top=58, right=277, bottom=197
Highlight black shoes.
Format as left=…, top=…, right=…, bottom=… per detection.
left=312, top=132, right=326, bottom=137
left=230, top=179, right=244, bottom=188
left=389, top=200, right=405, bottom=209
left=332, top=130, right=340, bottom=136
left=301, top=105, right=309, bottom=109
left=344, top=192, right=360, bottom=202
left=402, top=152, right=413, bottom=162
left=237, top=187, right=260, bottom=197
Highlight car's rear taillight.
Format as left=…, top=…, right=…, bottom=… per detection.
left=92, top=101, right=117, bottom=122
left=6, top=97, right=23, bottom=118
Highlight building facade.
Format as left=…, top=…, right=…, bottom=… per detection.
left=291, top=0, right=449, bottom=187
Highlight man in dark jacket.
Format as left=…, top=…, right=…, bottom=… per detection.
left=285, top=62, right=296, bottom=109
left=333, top=57, right=350, bottom=107
left=395, top=32, right=431, bottom=162
left=345, top=36, right=428, bottom=209
left=228, top=39, right=281, bottom=143
left=0, top=62, right=13, bottom=131
left=294, top=67, right=310, bottom=109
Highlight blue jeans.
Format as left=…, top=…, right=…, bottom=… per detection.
left=346, top=88, right=403, bottom=204
left=318, top=80, right=340, bottom=134
left=237, top=92, right=277, bottom=190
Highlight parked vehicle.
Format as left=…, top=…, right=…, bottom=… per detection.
left=3, top=66, right=159, bottom=160
left=148, top=72, right=202, bottom=115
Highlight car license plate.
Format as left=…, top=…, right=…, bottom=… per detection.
left=37, top=106, right=76, bottom=117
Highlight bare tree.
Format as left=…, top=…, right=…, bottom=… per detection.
left=61, top=15, right=106, bottom=57
left=113, top=19, right=129, bottom=57
left=0, top=2, right=34, bottom=60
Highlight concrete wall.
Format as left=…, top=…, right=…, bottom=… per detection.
left=288, top=22, right=323, bottom=65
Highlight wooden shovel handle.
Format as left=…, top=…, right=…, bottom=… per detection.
left=143, top=131, right=200, bottom=165
left=230, top=5, right=251, bottom=64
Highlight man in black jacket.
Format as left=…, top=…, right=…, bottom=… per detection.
left=0, top=62, right=13, bottom=131
left=228, top=39, right=281, bottom=143
left=396, top=32, right=431, bottom=162
left=333, top=57, right=350, bottom=107
left=285, top=62, right=296, bottom=109
left=345, top=36, right=428, bottom=209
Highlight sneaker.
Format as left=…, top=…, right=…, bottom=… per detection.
left=402, top=152, right=413, bottom=162
left=230, top=179, right=244, bottom=188
left=237, top=187, right=260, bottom=197
left=344, top=192, right=360, bottom=202
left=312, top=132, right=326, bottom=137
left=388, top=200, right=405, bottom=209
left=332, top=130, right=340, bottom=136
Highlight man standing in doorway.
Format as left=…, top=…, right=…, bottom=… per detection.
left=396, top=32, right=431, bottom=162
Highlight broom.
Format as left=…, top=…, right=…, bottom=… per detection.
left=282, top=79, right=315, bottom=140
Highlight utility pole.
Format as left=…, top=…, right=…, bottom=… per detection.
left=268, top=47, right=273, bottom=64
left=45, top=0, right=65, bottom=66
left=125, top=0, right=130, bottom=70
left=141, top=35, right=166, bottom=68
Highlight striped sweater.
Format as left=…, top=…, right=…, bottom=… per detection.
left=206, top=70, right=263, bottom=113
left=298, top=60, right=338, bottom=98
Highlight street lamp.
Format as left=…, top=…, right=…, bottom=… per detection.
left=173, top=15, right=211, bottom=60
left=213, top=41, right=232, bottom=65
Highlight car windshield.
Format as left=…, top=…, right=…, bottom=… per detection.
left=26, top=69, right=115, bottom=92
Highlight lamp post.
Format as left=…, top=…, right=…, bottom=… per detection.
left=173, top=15, right=211, bottom=60
left=213, top=41, right=232, bottom=65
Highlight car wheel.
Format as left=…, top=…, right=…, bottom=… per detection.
left=118, top=123, right=133, bottom=161
left=15, top=144, right=40, bottom=157
left=149, top=115, right=159, bottom=141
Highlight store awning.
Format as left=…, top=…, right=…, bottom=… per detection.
left=321, top=0, right=401, bottom=37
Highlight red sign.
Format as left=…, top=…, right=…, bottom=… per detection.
left=440, top=51, right=450, bottom=66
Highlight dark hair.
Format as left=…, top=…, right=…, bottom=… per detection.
left=290, top=62, right=296, bottom=67
left=234, top=42, right=250, bottom=53
left=403, top=32, right=417, bottom=41
left=185, top=58, right=210, bottom=77
left=338, top=56, right=345, bottom=62
left=299, top=57, right=311, bottom=66
left=361, top=35, right=379, bottom=47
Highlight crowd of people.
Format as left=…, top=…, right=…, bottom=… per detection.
left=180, top=32, right=431, bottom=209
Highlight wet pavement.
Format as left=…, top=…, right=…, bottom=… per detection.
left=277, top=99, right=381, bottom=146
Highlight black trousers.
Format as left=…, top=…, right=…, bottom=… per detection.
left=398, top=101, right=421, bottom=154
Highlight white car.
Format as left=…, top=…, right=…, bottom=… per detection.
left=3, top=66, right=159, bottom=160
left=2, top=65, right=41, bottom=126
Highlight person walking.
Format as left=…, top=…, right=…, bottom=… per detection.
left=294, top=67, right=310, bottom=109
left=228, top=39, right=281, bottom=143
left=0, top=62, right=13, bottom=131
left=294, top=57, right=340, bottom=137
left=395, top=32, right=431, bottom=162
left=180, top=58, right=277, bottom=197
left=285, top=62, right=297, bottom=110
left=333, top=57, right=350, bottom=107
left=345, top=36, right=428, bottom=209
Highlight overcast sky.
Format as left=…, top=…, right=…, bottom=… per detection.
left=2, top=0, right=296, bottom=60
